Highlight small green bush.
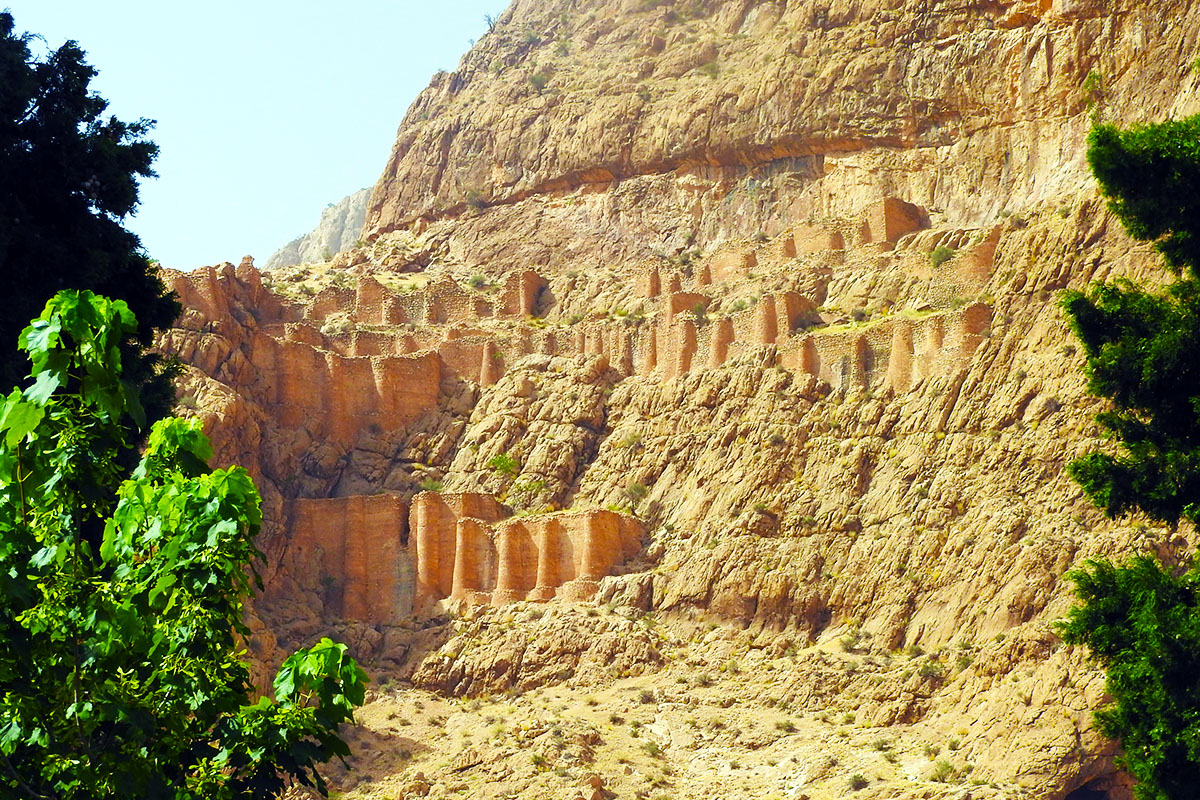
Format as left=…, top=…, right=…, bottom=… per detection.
left=1082, top=69, right=1105, bottom=108
left=487, top=453, right=520, bottom=476
left=919, top=660, right=946, bottom=681
left=929, top=245, right=956, bottom=269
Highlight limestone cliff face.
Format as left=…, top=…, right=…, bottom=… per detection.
left=265, top=187, right=370, bottom=270
left=367, top=0, right=1194, bottom=249
left=160, top=2, right=1200, bottom=799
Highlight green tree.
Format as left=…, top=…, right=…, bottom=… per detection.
left=1058, top=114, right=1200, bottom=800
left=0, top=290, right=367, bottom=798
left=0, top=13, right=179, bottom=425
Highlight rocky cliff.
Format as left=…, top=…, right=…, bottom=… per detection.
left=160, top=2, right=1200, bottom=799
left=265, top=187, right=371, bottom=270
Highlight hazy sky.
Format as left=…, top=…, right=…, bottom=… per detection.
left=10, top=1, right=509, bottom=269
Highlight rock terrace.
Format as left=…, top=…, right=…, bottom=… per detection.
left=159, top=1, right=1200, bottom=798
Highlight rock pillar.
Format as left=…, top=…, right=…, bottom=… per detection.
left=579, top=513, right=616, bottom=581
left=413, top=493, right=454, bottom=602
left=619, top=331, right=635, bottom=376
left=711, top=318, right=733, bottom=368
left=452, top=518, right=487, bottom=599
left=480, top=340, right=502, bottom=386
left=758, top=294, right=779, bottom=345
left=493, top=522, right=535, bottom=604
left=529, top=518, right=564, bottom=602
left=800, top=336, right=819, bottom=377
left=677, top=320, right=697, bottom=376
left=887, top=324, right=914, bottom=392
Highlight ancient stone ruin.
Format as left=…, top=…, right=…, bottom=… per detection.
left=288, top=493, right=642, bottom=624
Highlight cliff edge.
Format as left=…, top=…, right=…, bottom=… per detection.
left=159, top=1, right=1200, bottom=798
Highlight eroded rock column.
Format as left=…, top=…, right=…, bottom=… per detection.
left=530, top=518, right=565, bottom=602
left=412, top=492, right=455, bottom=604
left=452, top=518, right=490, bottom=600
left=493, top=521, right=536, bottom=604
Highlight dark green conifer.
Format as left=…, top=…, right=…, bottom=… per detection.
left=1059, top=114, right=1200, bottom=800
left=0, top=12, right=179, bottom=427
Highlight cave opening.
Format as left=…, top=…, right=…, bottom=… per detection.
left=1064, top=779, right=1110, bottom=800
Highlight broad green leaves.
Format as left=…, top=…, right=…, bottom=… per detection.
left=0, top=291, right=366, bottom=798
left=17, top=289, right=145, bottom=429
left=0, top=389, right=43, bottom=448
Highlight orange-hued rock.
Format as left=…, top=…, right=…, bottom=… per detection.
left=408, top=492, right=643, bottom=611
left=278, top=488, right=643, bottom=625
left=411, top=492, right=509, bottom=605
left=665, top=291, right=710, bottom=324
left=863, top=197, right=929, bottom=246
left=707, top=248, right=757, bottom=283
left=289, top=494, right=410, bottom=624
left=500, top=270, right=549, bottom=317
left=159, top=0, right=1200, bottom=795
left=791, top=223, right=845, bottom=255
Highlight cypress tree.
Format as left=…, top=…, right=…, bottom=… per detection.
left=1059, top=114, right=1200, bottom=799
left=0, top=12, right=179, bottom=428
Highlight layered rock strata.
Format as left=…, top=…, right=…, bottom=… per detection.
left=279, top=488, right=643, bottom=624
left=410, top=493, right=643, bottom=608
left=158, top=1, right=1200, bottom=798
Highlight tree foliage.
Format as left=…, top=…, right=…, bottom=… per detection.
left=0, top=13, right=179, bottom=425
left=0, top=291, right=366, bottom=798
left=1063, top=116, right=1200, bottom=525
left=1058, top=114, right=1200, bottom=800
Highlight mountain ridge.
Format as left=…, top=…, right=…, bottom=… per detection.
left=157, top=2, right=1200, bottom=797
left=265, top=187, right=370, bottom=270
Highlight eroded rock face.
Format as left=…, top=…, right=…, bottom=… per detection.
left=290, top=494, right=411, bottom=624
left=161, top=0, right=1200, bottom=797
left=266, top=187, right=371, bottom=270
left=365, top=0, right=1187, bottom=248
left=409, top=493, right=644, bottom=609
left=249, top=483, right=643, bottom=624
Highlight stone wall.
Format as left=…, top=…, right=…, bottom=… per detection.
left=289, top=495, right=411, bottom=624
left=248, top=195, right=989, bottom=395
left=281, top=491, right=644, bottom=623
left=410, top=493, right=643, bottom=612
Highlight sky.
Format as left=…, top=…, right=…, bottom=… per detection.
left=9, top=1, right=510, bottom=270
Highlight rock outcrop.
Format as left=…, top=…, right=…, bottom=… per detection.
left=266, top=187, right=371, bottom=270
left=284, top=490, right=642, bottom=625
left=411, top=493, right=643, bottom=608
left=160, top=1, right=1200, bottom=798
